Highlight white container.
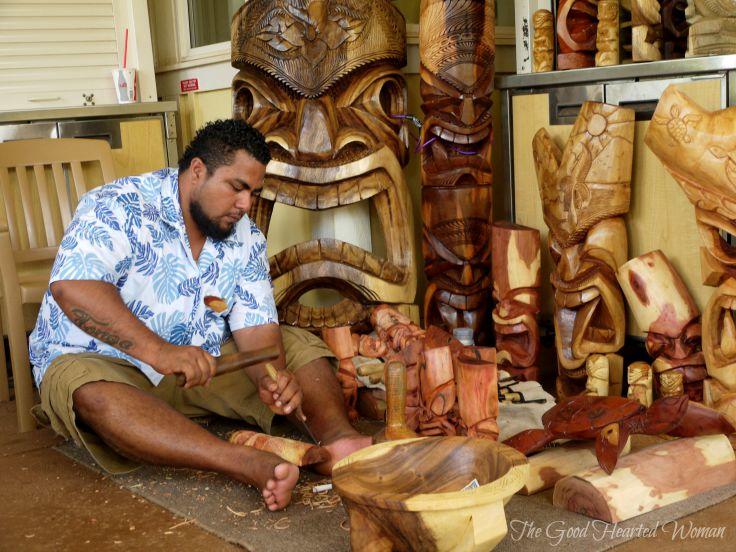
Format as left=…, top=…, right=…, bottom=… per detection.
left=111, top=68, right=138, bottom=103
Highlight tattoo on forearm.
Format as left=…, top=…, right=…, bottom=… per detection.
left=70, top=308, right=134, bottom=351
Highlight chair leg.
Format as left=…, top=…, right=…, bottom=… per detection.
left=0, top=312, right=9, bottom=402
left=6, top=315, right=35, bottom=432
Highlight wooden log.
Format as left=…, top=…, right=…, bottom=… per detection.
left=553, top=434, right=736, bottom=522
left=632, top=0, right=663, bottom=61
left=521, top=440, right=632, bottom=495
left=491, top=222, right=541, bottom=381
left=533, top=102, right=634, bottom=397
left=533, top=9, right=555, bottom=72
left=627, top=361, right=654, bottom=406
left=455, top=349, right=499, bottom=439
left=557, top=0, right=599, bottom=69
left=229, top=430, right=331, bottom=467
left=595, top=0, right=620, bottom=66
left=332, top=437, right=529, bottom=552
left=231, top=0, right=416, bottom=332
left=419, top=0, right=495, bottom=344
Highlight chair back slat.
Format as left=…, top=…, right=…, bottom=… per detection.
left=51, top=162, right=73, bottom=229
left=15, top=167, right=38, bottom=249
left=33, top=164, right=58, bottom=246
left=0, top=167, right=20, bottom=250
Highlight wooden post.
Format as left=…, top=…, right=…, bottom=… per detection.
left=491, top=222, right=541, bottom=382
left=554, top=435, right=736, bottom=522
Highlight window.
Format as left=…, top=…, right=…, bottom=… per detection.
left=186, top=0, right=241, bottom=49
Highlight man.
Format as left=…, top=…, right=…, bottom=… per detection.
left=29, top=119, right=371, bottom=512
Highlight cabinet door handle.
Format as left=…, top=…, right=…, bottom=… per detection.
left=28, top=97, right=62, bottom=103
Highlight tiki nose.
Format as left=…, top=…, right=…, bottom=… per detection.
left=298, top=100, right=334, bottom=158
left=460, top=95, right=476, bottom=126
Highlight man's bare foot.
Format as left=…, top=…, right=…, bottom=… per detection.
left=230, top=448, right=299, bottom=511
left=314, top=433, right=372, bottom=475
left=262, top=462, right=300, bottom=511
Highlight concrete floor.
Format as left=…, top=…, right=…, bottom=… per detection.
left=1, top=399, right=735, bottom=551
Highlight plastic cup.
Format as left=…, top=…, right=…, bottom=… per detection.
left=112, top=68, right=138, bottom=103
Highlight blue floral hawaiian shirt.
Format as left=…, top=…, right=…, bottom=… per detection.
left=29, top=168, right=278, bottom=387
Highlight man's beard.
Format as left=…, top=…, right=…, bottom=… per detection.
left=190, top=199, right=235, bottom=241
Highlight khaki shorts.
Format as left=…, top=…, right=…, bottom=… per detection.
left=36, top=326, right=335, bottom=474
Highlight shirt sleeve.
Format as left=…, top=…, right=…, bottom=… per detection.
left=228, top=226, right=278, bottom=331
left=49, top=189, right=136, bottom=286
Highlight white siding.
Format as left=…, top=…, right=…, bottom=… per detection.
left=0, top=0, right=122, bottom=110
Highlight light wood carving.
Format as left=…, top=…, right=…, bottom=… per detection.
left=553, top=434, right=736, bottom=522
left=332, top=437, right=529, bottom=552
left=229, top=430, right=330, bottom=466
left=321, top=326, right=359, bottom=418
left=557, top=0, right=600, bottom=69
left=455, top=348, right=499, bottom=439
left=521, top=440, right=631, bottom=495
left=618, top=249, right=707, bottom=401
left=231, top=0, right=416, bottom=331
left=645, top=85, right=736, bottom=425
left=632, top=0, right=663, bottom=61
left=585, top=354, right=611, bottom=396
left=627, top=361, right=654, bottom=406
left=662, top=0, right=690, bottom=58
left=419, top=346, right=457, bottom=436
left=491, top=222, right=541, bottom=382
left=532, top=102, right=635, bottom=397
left=596, top=0, right=621, bottom=66
left=686, top=0, right=736, bottom=56
left=533, top=9, right=555, bottom=72
left=419, top=0, right=495, bottom=343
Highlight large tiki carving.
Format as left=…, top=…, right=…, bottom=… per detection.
left=532, top=102, right=634, bottom=397
left=618, top=250, right=707, bottom=402
left=419, top=0, right=495, bottom=343
left=557, top=0, right=599, bottom=70
left=646, top=84, right=736, bottom=424
left=231, top=0, right=416, bottom=331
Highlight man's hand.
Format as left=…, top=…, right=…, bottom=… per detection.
left=258, top=368, right=304, bottom=418
left=153, top=342, right=217, bottom=389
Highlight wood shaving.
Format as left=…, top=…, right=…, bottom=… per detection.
left=273, top=517, right=290, bottom=530
left=340, top=519, right=350, bottom=532
left=226, top=506, right=248, bottom=517
left=168, top=519, right=195, bottom=530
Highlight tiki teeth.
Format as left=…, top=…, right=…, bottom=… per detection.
left=721, top=310, right=736, bottom=358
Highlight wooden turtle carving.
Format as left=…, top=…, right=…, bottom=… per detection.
left=504, top=395, right=735, bottom=474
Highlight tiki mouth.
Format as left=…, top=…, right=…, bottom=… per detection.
left=279, top=295, right=370, bottom=331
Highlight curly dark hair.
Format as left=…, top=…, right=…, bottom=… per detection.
left=178, top=119, right=271, bottom=174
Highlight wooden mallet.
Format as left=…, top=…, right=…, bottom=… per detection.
left=176, top=344, right=279, bottom=387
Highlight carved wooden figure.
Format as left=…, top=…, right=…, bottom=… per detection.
left=554, top=434, right=736, bottom=522
left=662, top=0, right=690, bottom=58
left=231, top=0, right=416, bottom=332
left=229, top=430, right=330, bottom=467
left=617, top=249, right=707, bottom=401
left=646, top=85, right=736, bottom=426
left=557, top=0, right=599, bottom=69
left=596, top=0, right=620, bottom=66
left=455, top=347, right=499, bottom=439
left=685, top=0, right=736, bottom=56
left=321, top=326, right=359, bottom=418
left=627, top=361, right=654, bottom=406
left=419, top=346, right=458, bottom=435
left=533, top=9, right=555, bottom=72
left=382, top=360, right=420, bottom=441
left=491, top=222, right=541, bottom=382
left=419, top=0, right=495, bottom=343
left=632, top=0, right=663, bottom=61
left=533, top=102, right=634, bottom=398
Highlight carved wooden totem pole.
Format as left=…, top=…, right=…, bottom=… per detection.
left=231, top=0, right=416, bottom=332
left=646, top=84, right=736, bottom=425
left=491, top=222, right=541, bottom=382
left=595, top=0, right=620, bottom=67
left=686, top=0, right=736, bottom=56
left=533, top=9, right=555, bottom=72
left=557, top=0, right=599, bottom=69
left=533, top=102, right=635, bottom=398
left=662, top=0, right=690, bottom=58
left=419, top=0, right=495, bottom=344
left=618, top=250, right=707, bottom=401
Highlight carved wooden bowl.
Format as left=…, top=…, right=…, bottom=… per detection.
left=332, top=437, right=529, bottom=552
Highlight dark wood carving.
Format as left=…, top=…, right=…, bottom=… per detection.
left=504, top=395, right=735, bottom=474
left=646, top=84, right=736, bottom=428
left=491, top=222, right=541, bottom=382
left=617, top=250, right=707, bottom=401
left=532, top=102, right=634, bottom=398
left=231, top=0, right=416, bottom=331
left=419, top=0, right=495, bottom=344
left=557, top=0, right=599, bottom=69
left=662, top=0, right=689, bottom=59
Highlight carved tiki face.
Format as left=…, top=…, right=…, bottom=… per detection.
left=231, top=0, right=416, bottom=330
left=646, top=85, right=736, bottom=391
left=533, top=102, right=634, bottom=374
left=419, top=0, right=495, bottom=335
left=618, top=250, right=707, bottom=400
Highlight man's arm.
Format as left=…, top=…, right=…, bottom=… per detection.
left=232, top=323, right=303, bottom=417
left=51, top=280, right=215, bottom=388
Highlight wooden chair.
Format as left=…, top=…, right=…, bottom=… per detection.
left=0, top=138, right=115, bottom=432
